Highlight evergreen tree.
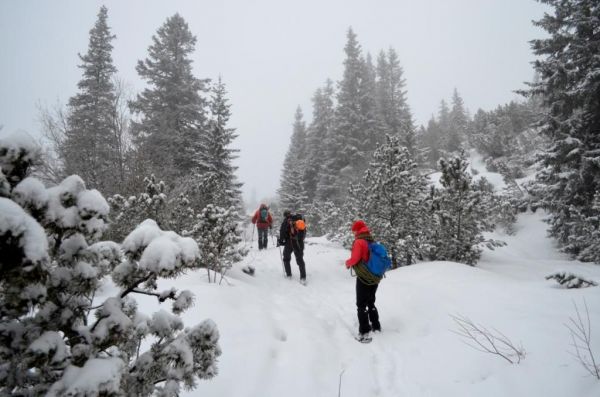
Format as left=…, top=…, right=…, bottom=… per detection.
left=62, top=6, right=120, bottom=196
left=305, top=80, right=335, bottom=203
left=438, top=99, right=451, bottom=135
left=419, top=116, right=443, bottom=169
left=429, top=155, right=503, bottom=265
left=199, top=77, right=243, bottom=209
left=130, top=13, right=209, bottom=184
left=447, top=88, right=468, bottom=153
left=107, top=175, right=168, bottom=241
left=0, top=133, right=220, bottom=396
left=358, top=53, right=381, bottom=153
left=358, top=135, right=430, bottom=267
left=318, top=28, right=365, bottom=203
left=575, top=192, right=600, bottom=263
left=376, top=48, right=416, bottom=156
left=436, top=99, right=453, bottom=158
left=470, top=100, right=544, bottom=180
left=190, top=204, right=247, bottom=283
left=523, top=0, right=600, bottom=262
left=278, top=107, right=309, bottom=212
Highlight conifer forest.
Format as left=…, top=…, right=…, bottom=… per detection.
left=1, top=1, right=599, bottom=396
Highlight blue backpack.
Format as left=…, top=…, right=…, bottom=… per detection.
left=260, top=208, right=268, bottom=222
left=366, top=241, right=392, bottom=277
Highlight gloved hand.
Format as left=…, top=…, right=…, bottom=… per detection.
left=277, top=238, right=285, bottom=247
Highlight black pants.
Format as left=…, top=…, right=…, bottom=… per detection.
left=258, top=228, right=269, bottom=250
left=356, top=278, right=380, bottom=334
left=282, top=239, right=306, bottom=279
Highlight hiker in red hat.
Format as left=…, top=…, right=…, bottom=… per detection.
left=345, top=220, right=382, bottom=342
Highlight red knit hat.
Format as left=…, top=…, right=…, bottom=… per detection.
left=351, top=220, right=369, bottom=234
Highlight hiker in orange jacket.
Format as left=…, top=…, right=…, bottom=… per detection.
left=251, top=203, right=273, bottom=250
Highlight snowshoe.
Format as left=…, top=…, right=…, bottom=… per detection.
left=242, top=266, right=255, bottom=276
left=299, top=278, right=307, bottom=286
left=355, top=333, right=372, bottom=343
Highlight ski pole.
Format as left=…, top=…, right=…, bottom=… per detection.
left=277, top=243, right=286, bottom=276
left=251, top=224, right=255, bottom=248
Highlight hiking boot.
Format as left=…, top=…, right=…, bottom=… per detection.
left=355, top=332, right=372, bottom=343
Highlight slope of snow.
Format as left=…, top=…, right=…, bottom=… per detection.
left=108, top=212, right=600, bottom=397
left=93, top=153, right=600, bottom=396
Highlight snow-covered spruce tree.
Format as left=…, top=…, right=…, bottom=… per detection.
left=308, top=200, right=340, bottom=237
left=375, top=48, right=417, bottom=157
left=429, top=155, right=504, bottom=265
left=108, top=174, right=203, bottom=241
left=62, top=6, right=123, bottom=197
left=316, top=28, right=367, bottom=204
left=326, top=185, right=363, bottom=249
left=197, top=77, right=243, bottom=210
left=418, top=116, right=443, bottom=169
left=358, top=53, right=382, bottom=154
left=107, top=175, right=168, bottom=241
left=278, top=107, right=309, bottom=213
left=190, top=204, right=247, bottom=283
left=419, top=100, right=451, bottom=169
left=0, top=133, right=220, bottom=396
left=446, top=88, right=468, bottom=154
left=470, top=100, right=543, bottom=181
left=130, top=13, right=209, bottom=184
left=354, top=135, right=430, bottom=267
left=521, top=0, right=600, bottom=262
left=472, top=177, right=518, bottom=236
left=304, top=79, right=335, bottom=205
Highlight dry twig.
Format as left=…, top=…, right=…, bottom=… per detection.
left=565, top=299, right=600, bottom=379
left=451, top=314, right=525, bottom=364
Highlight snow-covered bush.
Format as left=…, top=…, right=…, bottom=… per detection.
left=308, top=200, right=343, bottom=239
left=107, top=175, right=168, bottom=241
left=190, top=204, right=247, bottom=282
left=0, top=132, right=220, bottom=396
left=472, top=177, right=518, bottom=235
left=428, top=155, right=505, bottom=265
left=546, top=272, right=598, bottom=289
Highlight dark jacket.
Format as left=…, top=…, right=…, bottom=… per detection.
left=279, top=215, right=305, bottom=246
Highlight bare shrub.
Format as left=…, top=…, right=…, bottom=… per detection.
left=451, top=314, right=525, bottom=364
left=566, top=299, right=600, bottom=379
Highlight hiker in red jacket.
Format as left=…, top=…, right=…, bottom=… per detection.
left=346, top=220, right=382, bottom=342
left=251, top=203, right=273, bottom=250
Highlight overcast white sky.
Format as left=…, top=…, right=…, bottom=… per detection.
left=0, top=0, right=548, bottom=204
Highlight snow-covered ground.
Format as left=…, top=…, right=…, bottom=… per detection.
left=94, top=155, right=600, bottom=396
left=103, top=209, right=600, bottom=397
